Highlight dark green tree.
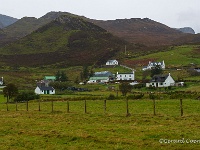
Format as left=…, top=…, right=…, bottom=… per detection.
left=151, top=65, right=163, bottom=77
left=55, top=71, right=68, bottom=82
left=80, top=66, right=93, bottom=81
left=3, top=83, right=18, bottom=102
left=119, top=82, right=132, bottom=96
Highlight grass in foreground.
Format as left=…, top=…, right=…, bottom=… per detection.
left=0, top=99, right=200, bottom=149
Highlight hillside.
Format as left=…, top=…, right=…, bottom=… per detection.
left=121, top=45, right=200, bottom=69
left=0, top=14, right=18, bottom=28
left=0, top=15, right=127, bottom=67
left=92, top=18, right=187, bottom=46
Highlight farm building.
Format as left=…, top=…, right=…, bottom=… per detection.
left=87, top=71, right=114, bottom=83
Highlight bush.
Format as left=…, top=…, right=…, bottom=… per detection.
left=14, top=91, right=40, bottom=102
left=107, top=94, right=116, bottom=100
left=127, top=93, right=144, bottom=100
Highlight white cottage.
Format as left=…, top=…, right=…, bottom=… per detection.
left=106, top=60, right=118, bottom=66
left=35, top=86, right=55, bottom=95
left=143, top=60, right=165, bottom=71
left=116, top=71, right=135, bottom=81
left=146, top=73, right=175, bottom=87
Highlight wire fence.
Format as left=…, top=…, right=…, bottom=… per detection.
left=1, top=99, right=200, bottom=117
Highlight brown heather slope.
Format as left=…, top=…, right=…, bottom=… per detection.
left=92, top=18, right=187, bottom=46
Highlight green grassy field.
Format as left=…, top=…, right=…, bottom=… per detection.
left=131, top=45, right=200, bottom=67
left=1, top=99, right=200, bottom=149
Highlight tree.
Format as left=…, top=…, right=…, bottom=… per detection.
left=119, top=82, right=132, bottom=96
left=55, top=71, right=68, bottom=82
left=80, top=66, right=93, bottom=81
left=151, top=65, right=163, bottom=77
left=3, top=83, right=18, bottom=102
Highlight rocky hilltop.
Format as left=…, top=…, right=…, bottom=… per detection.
left=175, top=27, right=195, bottom=34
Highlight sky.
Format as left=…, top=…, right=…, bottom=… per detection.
left=0, top=0, right=200, bottom=33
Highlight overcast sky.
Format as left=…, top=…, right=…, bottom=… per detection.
left=1, top=0, right=200, bottom=33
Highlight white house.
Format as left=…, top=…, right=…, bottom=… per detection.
left=106, top=60, right=118, bottom=66
left=116, top=71, right=135, bottom=81
left=35, top=86, right=55, bottom=95
left=146, top=73, right=175, bottom=88
left=143, top=60, right=165, bottom=71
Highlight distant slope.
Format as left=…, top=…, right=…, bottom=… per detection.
left=0, top=14, right=18, bottom=28
left=175, top=27, right=195, bottom=34
left=0, top=15, right=127, bottom=67
left=92, top=18, right=185, bottom=46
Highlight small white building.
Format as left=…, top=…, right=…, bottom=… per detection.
left=0, top=77, right=3, bottom=85
left=146, top=73, right=175, bottom=88
left=35, top=86, right=55, bottom=95
left=143, top=60, right=165, bottom=71
left=106, top=60, right=118, bottom=66
left=116, top=71, right=135, bottom=81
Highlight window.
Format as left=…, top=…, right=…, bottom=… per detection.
left=160, top=83, right=163, bottom=85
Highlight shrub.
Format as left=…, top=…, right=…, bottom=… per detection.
left=127, top=93, right=144, bottom=100
left=14, top=91, right=40, bottom=102
left=107, top=94, right=116, bottom=100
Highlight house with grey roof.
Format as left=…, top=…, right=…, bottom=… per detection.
left=146, top=73, right=175, bottom=87
left=35, top=86, right=55, bottom=95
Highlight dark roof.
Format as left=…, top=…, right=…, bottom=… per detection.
left=93, top=71, right=113, bottom=77
left=38, top=86, right=54, bottom=90
left=150, top=74, right=169, bottom=82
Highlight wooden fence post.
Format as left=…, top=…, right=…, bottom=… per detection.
left=126, top=98, right=131, bottom=117
left=51, top=100, right=54, bottom=112
left=38, top=99, right=41, bottom=111
left=16, top=101, right=18, bottom=111
left=84, top=100, right=87, bottom=114
left=180, top=99, right=183, bottom=116
left=67, top=100, right=69, bottom=113
left=6, top=97, right=9, bottom=111
left=26, top=101, right=29, bottom=111
left=104, top=100, right=107, bottom=113
left=153, top=99, right=156, bottom=115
